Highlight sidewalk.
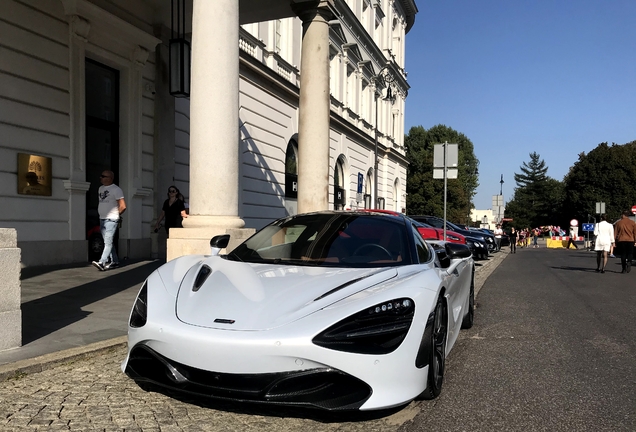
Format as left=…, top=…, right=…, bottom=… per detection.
left=0, top=250, right=508, bottom=381
left=0, top=259, right=163, bottom=376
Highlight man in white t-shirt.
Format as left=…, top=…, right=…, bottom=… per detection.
left=92, top=170, right=126, bottom=271
left=494, top=224, right=503, bottom=251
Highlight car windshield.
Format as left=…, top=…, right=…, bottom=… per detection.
left=228, top=213, right=413, bottom=267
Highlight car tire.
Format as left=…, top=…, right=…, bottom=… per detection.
left=419, top=297, right=448, bottom=400
left=461, top=270, right=475, bottom=329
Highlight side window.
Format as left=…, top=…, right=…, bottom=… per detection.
left=427, top=218, right=442, bottom=228
left=412, top=226, right=431, bottom=263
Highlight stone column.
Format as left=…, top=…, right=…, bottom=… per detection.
left=294, top=1, right=334, bottom=213
left=168, top=0, right=253, bottom=260
left=64, top=15, right=91, bottom=244
left=0, top=229, right=21, bottom=351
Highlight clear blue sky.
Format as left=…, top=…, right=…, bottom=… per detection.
left=404, top=0, right=636, bottom=210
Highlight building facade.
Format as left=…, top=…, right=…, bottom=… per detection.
left=0, top=0, right=417, bottom=267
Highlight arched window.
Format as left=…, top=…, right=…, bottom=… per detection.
left=393, top=178, right=401, bottom=212
left=285, top=138, right=298, bottom=198
left=334, top=157, right=346, bottom=210
left=364, top=168, right=373, bottom=209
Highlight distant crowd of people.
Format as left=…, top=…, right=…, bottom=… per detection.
left=498, top=213, right=636, bottom=274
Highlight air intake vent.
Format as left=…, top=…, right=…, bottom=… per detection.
left=193, top=265, right=212, bottom=292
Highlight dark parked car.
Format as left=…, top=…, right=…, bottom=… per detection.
left=411, top=216, right=497, bottom=254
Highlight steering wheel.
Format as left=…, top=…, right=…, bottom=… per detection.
left=352, top=244, right=393, bottom=261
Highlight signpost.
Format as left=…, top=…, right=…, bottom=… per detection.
left=433, top=142, right=458, bottom=240
left=631, top=205, right=636, bottom=215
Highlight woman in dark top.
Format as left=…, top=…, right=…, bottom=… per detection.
left=509, top=227, right=518, bottom=253
left=154, top=185, right=187, bottom=237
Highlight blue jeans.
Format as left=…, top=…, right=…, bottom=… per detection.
left=99, top=219, right=119, bottom=264
left=533, top=236, right=538, bottom=246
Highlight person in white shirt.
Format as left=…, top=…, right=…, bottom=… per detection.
left=494, top=225, right=503, bottom=251
left=594, top=214, right=614, bottom=273
left=92, top=170, right=126, bottom=271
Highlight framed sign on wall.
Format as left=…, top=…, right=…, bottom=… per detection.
left=17, top=153, right=52, bottom=196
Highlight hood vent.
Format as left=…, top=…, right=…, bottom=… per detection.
left=313, top=276, right=366, bottom=301
left=192, top=265, right=212, bottom=292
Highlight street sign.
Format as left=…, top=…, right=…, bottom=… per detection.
left=632, top=205, right=636, bottom=214
left=433, top=143, right=458, bottom=179
left=595, top=202, right=605, bottom=214
left=570, top=219, right=578, bottom=227
left=582, top=223, right=594, bottom=232
left=357, top=173, right=363, bottom=194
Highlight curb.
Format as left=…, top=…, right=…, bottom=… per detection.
left=0, top=336, right=127, bottom=382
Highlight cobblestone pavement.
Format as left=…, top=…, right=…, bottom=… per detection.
left=0, top=252, right=507, bottom=431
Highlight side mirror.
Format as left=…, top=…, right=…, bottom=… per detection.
left=445, top=242, right=472, bottom=259
left=210, top=234, right=230, bottom=256
left=437, top=252, right=451, bottom=268
left=431, top=244, right=451, bottom=268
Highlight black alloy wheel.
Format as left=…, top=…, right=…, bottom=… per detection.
left=419, top=298, right=448, bottom=400
left=461, top=270, right=475, bottom=329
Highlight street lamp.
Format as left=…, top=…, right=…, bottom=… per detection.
left=499, top=174, right=505, bottom=223
left=373, top=68, right=396, bottom=208
left=169, top=0, right=190, bottom=97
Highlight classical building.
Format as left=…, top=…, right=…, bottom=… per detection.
left=0, top=0, right=417, bottom=267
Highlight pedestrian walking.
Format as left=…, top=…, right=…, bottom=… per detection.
left=532, top=227, right=541, bottom=248
left=566, top=226, right=578, bottom=249
left=614, top=210, right=636, bottom=273
left=594, top=214, right=614, bottom=273
left=154, top=185, right=188, bottom=238
left=92, top=170, right=126, bottom=271
left=509, top=227, right=518, bottom=253
left=494, top=224, right=503, bottom=251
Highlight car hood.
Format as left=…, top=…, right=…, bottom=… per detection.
left=175, top=257, right=398, bottom=331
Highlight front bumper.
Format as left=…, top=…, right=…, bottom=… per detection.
left=125, top=344, right=372, bottom=410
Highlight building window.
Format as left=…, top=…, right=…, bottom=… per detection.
left=285, top=138, right=298, bottom=198
left=364, top=168, right=373, bottom=209
left=334, top=157, right=346, bottom=210
left=393, top=178, right=400, bottom=211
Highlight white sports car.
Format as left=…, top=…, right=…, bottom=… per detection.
left=122, top=211, right=475, bottom=411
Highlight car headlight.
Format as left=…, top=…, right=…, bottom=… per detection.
left=129, top=281, right=148, bottom=328
left=312, top=298, right=415, bottom=354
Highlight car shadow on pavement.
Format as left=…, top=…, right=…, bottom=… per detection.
left=20, top=260, right=163, bottom=344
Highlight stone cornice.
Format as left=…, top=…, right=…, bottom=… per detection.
left=60, top=0, right=160, bottom=52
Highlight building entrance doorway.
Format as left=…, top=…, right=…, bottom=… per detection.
left=85, top=59, right=120, bottom=261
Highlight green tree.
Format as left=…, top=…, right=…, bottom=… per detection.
left=505, top=152, right=564, bottom=228
left=563, top=141, right=636, bottom=222
left=405, top=124, right=479, bottom=223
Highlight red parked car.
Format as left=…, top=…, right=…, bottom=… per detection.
left=358, top=210, right=466, bottom=244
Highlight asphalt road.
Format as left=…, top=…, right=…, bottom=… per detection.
left=1, top=247, right=634, bottom=431
left=401, top=246, right=636, bottom=432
